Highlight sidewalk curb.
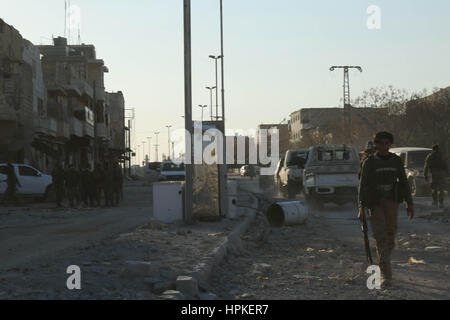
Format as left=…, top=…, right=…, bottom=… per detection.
left=186, top=211, right=257, bottom=292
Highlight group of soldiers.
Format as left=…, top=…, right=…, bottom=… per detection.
left=52, top=162, right=124, bottom=208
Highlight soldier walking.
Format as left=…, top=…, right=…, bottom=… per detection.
left=92, top=163, right=103, bottom=207
left=80, top=164, right=94, bottom=207
left=103, top=162, right=113, bottom=207
left=112, top=162, right=123, bottom=206
left=65, top=164, right=79, bottom=208
left=358, top=131, right=414, bottom=288
left=424, top=145, right=448, bottom=208
left=2, top=162, right=21, bottom=206
left=52, top=162, right=65, bottom=208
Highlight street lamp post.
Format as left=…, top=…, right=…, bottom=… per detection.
left=198, top=104, right=207, bottom=122
left=209, top=55, right=222, bottom=120
left=205, top=87, right=216, bottom=120
left=137, top=145, right=141, bottom=166
left=154, top=132, right=160, bottom=162
left=183, top=0, right=193, bottom=224
left=147, top=137, right=152, bottom=162
left=166, top=125, right=172, bottom=161
left=142, top=141, right=146, bottom=165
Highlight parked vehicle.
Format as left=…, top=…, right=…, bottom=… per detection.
left=146, top=162, right=162, bottom=174
left=273, top=156, right=285, bottom=194
left=390, top=147, right=433, bottom=197
left=278, top=149, right=308, bottom=198
left=303, top=144, right=359, bottom=208
left=0, top=164, right=53, bottom=200
left=159, top=161, right=185, bottom=181
left=240, top=165, right=257, bottom=178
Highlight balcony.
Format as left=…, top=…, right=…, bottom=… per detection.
left=83, top=122, right=94, bottom=138
left=48, top=118, right=57, bottom=137
left=71, top=118, right=83, bottom=137
left=57, top=120, right=70, bottom=140
left=96, top=123, right=110, bottom=140
left=72, top=79, right=93, bottom=98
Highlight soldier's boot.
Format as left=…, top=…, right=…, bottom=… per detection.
left=382, top=249, right=394, bottom=288
left=376, top=245, right=391, bottom=289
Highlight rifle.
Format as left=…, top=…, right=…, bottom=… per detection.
left=360, top=208, right=373, bottom=265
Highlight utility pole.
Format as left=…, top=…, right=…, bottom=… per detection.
left=166, top=125, right=172, bottom=160
left=205, top=87, right=216, bottom=120
left=127, top=120, right=132, bottom=175
left=147, top=137, right=152, bottom=162
left=218, top=0, right=228, bottom=218
left=329, top=65, right=362, bottom=143
left=125, top=108, right=135, bottom=168
left=172, top=141, right=175, bottom=160
left=183, top=0, right=193, bottom=224
left=154, top=132, right=160, bottom=162
left=137, top=145, right=141, bottom=166
left=209, top=55, right=222, bottom=120
left=142, top=141, right=146, bottom=166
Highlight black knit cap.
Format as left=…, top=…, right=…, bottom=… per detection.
left=374, top=131, right=394, bottom=144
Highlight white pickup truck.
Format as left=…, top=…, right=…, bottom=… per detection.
left=303, top=144, right=360, bottom=209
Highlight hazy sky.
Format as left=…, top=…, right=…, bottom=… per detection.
left=2, top=0, right=450, bottom=161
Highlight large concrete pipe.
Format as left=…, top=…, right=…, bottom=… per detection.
left=266, top=201, right=308, bottom=227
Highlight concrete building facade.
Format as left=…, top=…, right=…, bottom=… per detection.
left=0, top=19, right=34, bottom=164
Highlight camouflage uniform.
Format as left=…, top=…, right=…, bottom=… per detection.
left=112, top=163, right=123, bottom=206
left=103, top=163, right=113, bottom=207
left=65, top=165, right=80, bottom=207
left=424, top=149, right=448, bottom=207
left=359, top=152, right=413, bottom=284
left=92, top=164, right=104, bottom=207
left=52, top=164, right=65, bottom=207
left=80, top=166, right=95, bottom=207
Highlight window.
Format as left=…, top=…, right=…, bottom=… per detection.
left=407, top=151, right=430, bottom=167
left=335, top=150, right=350, bottom=161
left=162, top=162, right=184, bottom=172
left=318, top=151, right=333, bottom=161
left=397, top=153, right=406, bottom=165
left=19, top=166, right=39, bottom=177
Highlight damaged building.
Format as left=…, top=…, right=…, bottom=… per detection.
left=0, top=19, right=47, bottom=168
left=1, top=17, right=126, bottom=171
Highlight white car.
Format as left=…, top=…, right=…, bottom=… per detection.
left=0, top=164, right=53, bottom=199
